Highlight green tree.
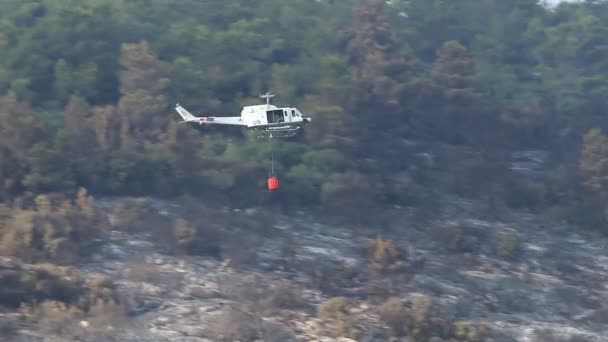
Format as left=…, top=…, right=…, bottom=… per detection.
left=425, top=40, right=484, bottom=144
left=530, top=6, right=608, bottom=128
left=0, top=92, right=51, bottom=197
left=117, top=41, right=170, bottom=144
left=340, top=0, right=416, bottom=134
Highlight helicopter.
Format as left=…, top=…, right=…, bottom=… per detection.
left=174, top=92, right=311, bottom=138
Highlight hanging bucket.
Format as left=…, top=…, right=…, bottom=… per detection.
left=267, top=176, right=279, bottom=191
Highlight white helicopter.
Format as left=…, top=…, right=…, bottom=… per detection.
left=174, top=92, right=311, bottom=138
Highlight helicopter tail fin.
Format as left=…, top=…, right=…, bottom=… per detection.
left=175, top=104, right=198, bottom=122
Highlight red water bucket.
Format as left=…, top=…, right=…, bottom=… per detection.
left=267, top=176, right=279, bottom=191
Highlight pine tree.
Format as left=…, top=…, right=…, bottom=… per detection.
left=117, top=41, right=170, bottom=144
left=340, top=0, right=416, bottom=132
left=429, top=40, right=483, bottom=144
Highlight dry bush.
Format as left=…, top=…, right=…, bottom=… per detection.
left=0, top=261, right=127, bottom=335
left=0, top=189, right=107, bottom=265
left=504, top=179, right=548, bottom=210
left=219, top=274, right=275, bottom=317
left=83, top=299, right=129, bottom=336
left=167, top=215, right=222, bottom=258
left=22, top=300, right=84, bottom=337
left=453, top=321, right=489, bottom=342
left=310, top=261, right=360, bottom=296
left=436, top=223, right=465, bottom=252
left=206, top=306, right=262, bottom=341
left=408, top=294, right=434, bottom=338
left=366, top=238, right=406, bottom=276
left=260, top=281, right=308, bottom=314
left=378, top=297, right=408, bottom=337
left=317, top=296, right=360, bottom=339
left=15, top=268, right=129, bottom=340
left=206, top=305, right=297, bottom=342
left=260, top=319, right=297, bottom=342
left=496, top=230, right=522, bottom=260
left=318, top=296, right=350, bottom=320
left=110, top=197, right=154, bottom=230
left=0, top=263, right=83, bottom=308
left=126, top=257, right=158, bottom=283
left=220, top=274, right=265, bottom=301
left=21, top=297, right=128, bottom=341
left=405, top=294, right=453, bottom=340
left=221, top=276, right=307, bottom=316
left=375, top=294, right=489, bottom=341
left=172, top=217, right=197, bottom=254
left=433, top=222, right=488, bottom=255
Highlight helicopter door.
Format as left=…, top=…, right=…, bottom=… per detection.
left=266, top=109, right=284, bottom=124
left=284, top=109, right=291, bottom=123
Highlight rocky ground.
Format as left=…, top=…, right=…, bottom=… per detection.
left=8, top=189, right=603, bottom=342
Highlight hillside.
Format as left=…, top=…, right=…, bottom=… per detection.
left=2, top=0, right=608, bottom=341
left=2, top=143, right=606, bottom=341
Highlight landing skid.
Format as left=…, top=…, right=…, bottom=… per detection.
left=254, top=126, right=301, bottom=139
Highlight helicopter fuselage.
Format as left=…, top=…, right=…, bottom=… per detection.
left=240, top=104, right=310, bottom=128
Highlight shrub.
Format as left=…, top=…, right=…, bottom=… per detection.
left=436, top=223, right=464, bottom=252
left=367, top=238, right=406, bottom=275
left=168, top=215, right=222, bottom=258
left=453, top=321, right=489, bottom=341
left=171, top=217, right=197, bottom=253
left=318, top=297, right=360, bottom=339
left=496, top=231, right=522, bottom=260
left=0, top=188, right=107, bottom=265
left=261, top=281, right=308, bottom=314
left=0, top=262, right=124, bottom=313
left=318, top=296, right=350, bottom=320
left=378, top=297, right=407, bottom=336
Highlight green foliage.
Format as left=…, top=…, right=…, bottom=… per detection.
left=530, top=6, right=608, bottom=119
left=0, top=0, right=606, bottom=224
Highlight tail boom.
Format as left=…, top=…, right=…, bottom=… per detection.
left=174, top=103, right=244, bottom=126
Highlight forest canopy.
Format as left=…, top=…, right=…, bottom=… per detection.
left=0, top=0, right=607, bottom=226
